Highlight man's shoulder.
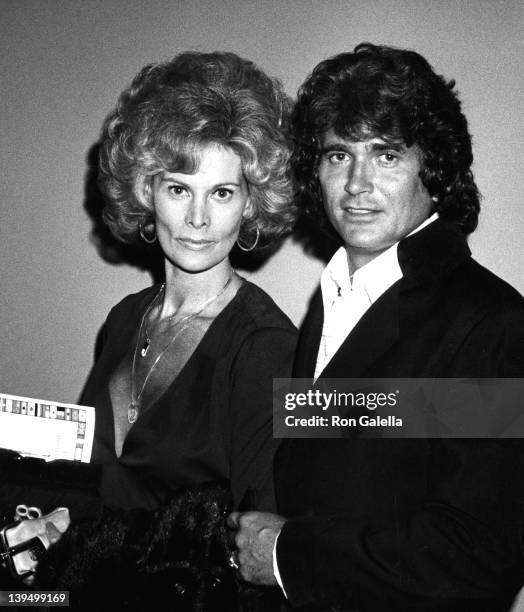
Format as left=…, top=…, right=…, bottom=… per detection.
left=448, top=258, right=524, bottom=312
left=401, top=219, right=524, bottom=313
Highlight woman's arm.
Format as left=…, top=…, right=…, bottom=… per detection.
left=229, top=327, right=296, bottom=511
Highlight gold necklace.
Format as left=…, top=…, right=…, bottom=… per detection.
left=127, top=271, right=234, bottom=424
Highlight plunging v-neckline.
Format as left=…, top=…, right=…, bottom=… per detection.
left=111, top=281, right=247, bottom=458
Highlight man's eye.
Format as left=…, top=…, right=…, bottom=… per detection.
left=327, top=152, right=349, bottom=164
left=378, top=152, right=398, bottom=165
left=214, top=188, right=233, bottom=200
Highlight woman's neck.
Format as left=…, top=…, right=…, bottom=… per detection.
left=160, top=260, right=233, bottom=318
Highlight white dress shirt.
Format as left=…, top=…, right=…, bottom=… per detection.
left=314, top=243, right=401, bottom=380
left=272, top=213, right=439, bottom=593
left=315, top=213, right=438, bottom=380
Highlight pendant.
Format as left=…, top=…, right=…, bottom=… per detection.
left=140, top=336, right=151, bottom=358
left=128, top=403, right=139, bottom=424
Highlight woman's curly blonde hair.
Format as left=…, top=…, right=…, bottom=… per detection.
left=98, top=51, right=295, bottom=248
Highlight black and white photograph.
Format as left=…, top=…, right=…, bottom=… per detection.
left=1, top=1, right=523, bottom=610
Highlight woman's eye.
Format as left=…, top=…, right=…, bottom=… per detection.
left=168, top=185, right=187, bottom=196
left=214, top=188, right=233, bottom=200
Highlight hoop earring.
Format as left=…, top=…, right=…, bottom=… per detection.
left=139, top=222, right=157, bottom=244
left=236, top=226, right=260, bottom=252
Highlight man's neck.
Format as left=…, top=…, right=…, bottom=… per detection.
left=345, top=246, right=389, bottom=276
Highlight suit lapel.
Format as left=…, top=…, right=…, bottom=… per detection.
left=294, top=220, right=471, bottom=381
left=292, top=287, right=323, bottom=378
left=318, top=282, right=400, bottom=379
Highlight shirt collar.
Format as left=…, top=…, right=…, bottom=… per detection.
left=321, top=247, right=351, bottom=306
left=320, top=213, right=439, bottom=309
left=406, top=212, right=438, bottom=238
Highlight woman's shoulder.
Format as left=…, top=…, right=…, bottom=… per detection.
left=231, top=280, right=296, bottom=335
left=105, top=285, right=161, bottom=327
left=221, top=281, right=297, bottom=379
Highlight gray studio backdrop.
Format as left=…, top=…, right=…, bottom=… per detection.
left=1, top=0, right=523, bottom=402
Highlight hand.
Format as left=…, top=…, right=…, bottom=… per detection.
left=228, top=511, right=286, bottom=586
left=4, top=507, right=70, bottom=583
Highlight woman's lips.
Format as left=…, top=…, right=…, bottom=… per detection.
left=178, top=238, right=216, bottom=250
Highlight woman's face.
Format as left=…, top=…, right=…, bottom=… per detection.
left=152, top=144, right=250, bottom=275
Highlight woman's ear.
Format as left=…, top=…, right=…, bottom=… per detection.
left=242, top=196, right=254, bottom=220
left=135, top=174, right=155, bottom=212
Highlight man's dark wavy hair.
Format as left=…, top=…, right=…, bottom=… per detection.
left=292, top=43, right=480, bottom=235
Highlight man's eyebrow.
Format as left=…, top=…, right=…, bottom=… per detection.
left=319, top=142, right=351, bottom=153
left=370, top=141, right=406, bottom=153
left=319, top=140, right=408, bottom=154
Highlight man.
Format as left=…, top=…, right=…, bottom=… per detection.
left=229, top=44, right=524, bottom=611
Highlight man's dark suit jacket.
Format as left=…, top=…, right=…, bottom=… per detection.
left=275, top=219, right=524, bottom=611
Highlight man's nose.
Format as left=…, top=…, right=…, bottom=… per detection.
left=185, top=196, right=209, bottom=228
left=344, top=159, right=373, bottom=195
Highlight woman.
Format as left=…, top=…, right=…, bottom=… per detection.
left=81, top=51, right=297, bottom=513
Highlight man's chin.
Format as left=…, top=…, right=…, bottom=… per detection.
left=341, top=233, right=391, bottom=254
left=342, top=237, right=397, bottom=268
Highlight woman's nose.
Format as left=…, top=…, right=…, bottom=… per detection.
left=185, top=196, right=209, bottom=228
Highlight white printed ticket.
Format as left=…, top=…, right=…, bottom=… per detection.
left=0, top=392, right=95, bottom=463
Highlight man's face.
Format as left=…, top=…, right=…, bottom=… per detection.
left=318, top=129, right=433, bottom=270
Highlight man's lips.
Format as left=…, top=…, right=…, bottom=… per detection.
left=342, top=206, right=381, bottom=216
